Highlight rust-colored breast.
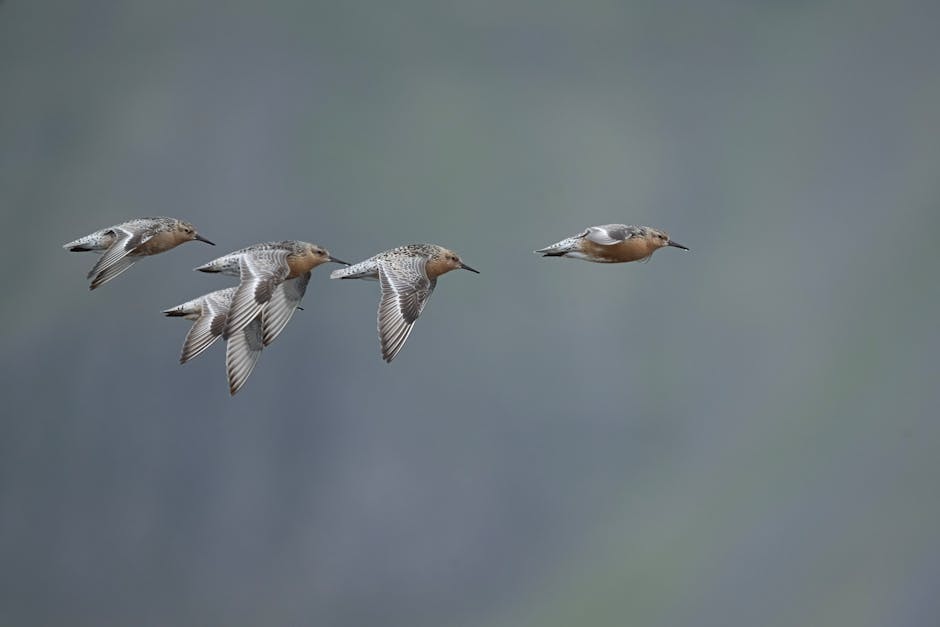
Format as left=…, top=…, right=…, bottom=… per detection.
left=425, top=256, right=455, bottom=278
left=136, top=230, right=183, bottom=255
left=583, top=238, right=657, bottom=263
left=286, top=251, right=326, bottom=277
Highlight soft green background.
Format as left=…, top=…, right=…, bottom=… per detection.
left=1, top=1, right=938, bottom=626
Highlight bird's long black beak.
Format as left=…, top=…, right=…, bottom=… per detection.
left=195, top=233, right=215, bottom=245
left=460, top=262, right=480, bottom=273
left=667, top=240, right=689, bottom=251
left=329, top=255, right=351, bottom=266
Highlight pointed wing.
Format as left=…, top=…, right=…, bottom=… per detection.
left=224, top=250, right=290, bottom=339
left=179, top=289, right=234, bottom=364
left=376, top=256, right=435, bottom=363
left=583, top=224, right=634, bottom=246
left=87, top=224, right=155, bottom=288
left=226, top=315, right=264, bottom=395
left=88, top=256, right=139, bottom=290
left=261, top=271, right=310, bottom=346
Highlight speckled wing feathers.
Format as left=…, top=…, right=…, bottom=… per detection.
left=88, top=256, right=139, bottom=289
left=87, top=226, right=143, bottom=287
left=179, top=288, right=235, bottom=364
left=225, top=316, right=264, bottom=395
left=330, top=258, right=379, bottom=280
left=261, top=271, right=310, bottom=346
left=223, top=249, right=290, bottom=340
left=584, top=224, right=635, bottom=246
left=377, top=256, right=435, bottom=362
left=122, top=227, right=152, bottom=253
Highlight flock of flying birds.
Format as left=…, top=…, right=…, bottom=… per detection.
left=64, top=217, right=689, bottom=394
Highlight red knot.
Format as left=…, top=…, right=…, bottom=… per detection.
left=330, top=243, right=478, bottom=363
left=536, top=224, right=688, bottom=263
left=163, top=277, right=312, bottom=395
left=195, top=240, right=347, bottom=341
left=64, top=217, right=214, bottom=289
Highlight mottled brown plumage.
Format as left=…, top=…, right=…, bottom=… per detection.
left=64, top=217, right=214, bottom=289
left=163, top=273, right=315, bottom=395
left=195, top=240, right=347, bottom=343
left=331, top=244, right=479, bottom=363
left=535, top=224, right=688, bottom=264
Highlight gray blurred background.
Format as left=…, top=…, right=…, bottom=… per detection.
left=1, top=1, right=939, bottom=625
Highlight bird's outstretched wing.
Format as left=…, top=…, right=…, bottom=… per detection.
left=224, top=249, right=290, bottom=339
left=87, top=224, right=158, bottom=289
left=226, top=315, right=264, bottom=395
left=179, top=289, right=234, bottom=364
left=583, top=224, right=636, bottom=246
left=261, top=271, right=310, bottom=346
left=376, top=256, right=435, bottom=363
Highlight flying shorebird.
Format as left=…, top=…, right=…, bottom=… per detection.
left=195, top=240, right=347, bottom=342
left=330, top=243, right=479, bottom=363
left=535, top=224, right=688, bottom=263
left=64, top=217, right=214, bottom=289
